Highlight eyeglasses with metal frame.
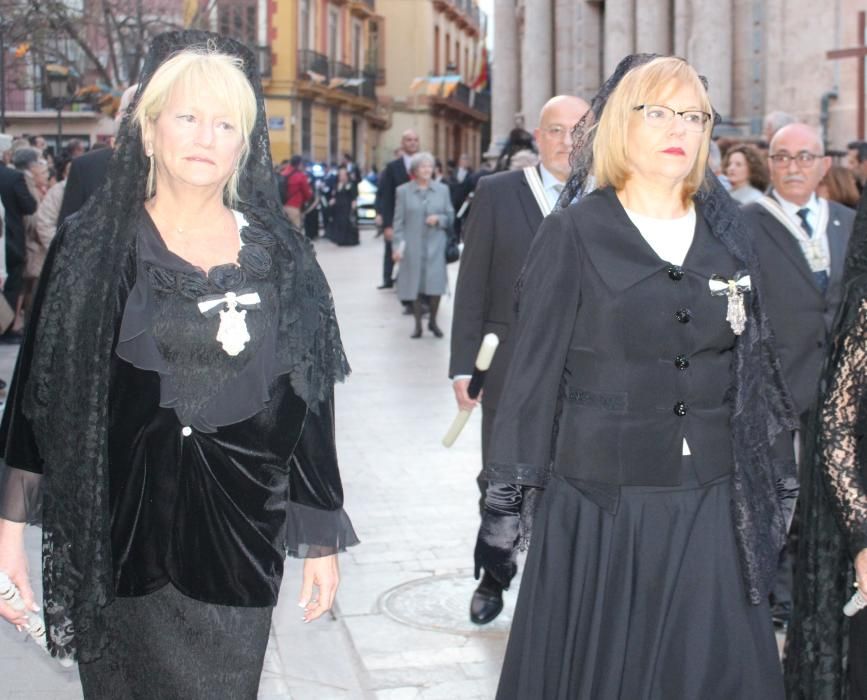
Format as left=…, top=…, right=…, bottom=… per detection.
left=767, top=151, right=824, bottom=168
left=633, top=104, right=712, bottom=133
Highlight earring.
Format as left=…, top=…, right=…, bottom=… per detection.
left=145, top=144, right=153, bottom=157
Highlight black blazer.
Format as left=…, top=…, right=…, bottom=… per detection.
left=486, top=188, right=745, bottom=488
left=0, top=164, right=37, bottom=248
left=374, top=157, right=410, bottom=229
left=449, top=169, right=544, bottom=408
left=745, top=199, right=854, bottom=416
left=58, top=147, right=113, bottom=227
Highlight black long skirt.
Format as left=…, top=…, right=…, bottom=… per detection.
left=497, top=472, right=784, bottom=700
left=78, top=584, right=272, bottom=700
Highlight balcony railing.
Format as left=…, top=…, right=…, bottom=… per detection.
left=471, top=90, right=490, bottom=114
left=429, top=80, right=490, bottom=119
left=298, top=49, right=330, bottom=80
left=297, top=51, right=377, bottom=101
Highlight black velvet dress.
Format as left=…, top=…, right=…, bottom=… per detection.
left=0, top=210, right=357, bottom=698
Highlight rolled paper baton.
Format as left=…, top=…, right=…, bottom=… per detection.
left=845, top=588, right=867, bottom=617
left=442, top=333, right=500, bottom=448
left=0, top=572, right=73, bottom=667
left=0, top=572, right=47, bottom=652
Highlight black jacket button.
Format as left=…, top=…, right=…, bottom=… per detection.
left=674, top=401, right=687, bottom=416
left=667, top=265, right=684, bottom=281
left=675, top=354, right=689, bottom=369
left=675, top=309, right=691, bottom=323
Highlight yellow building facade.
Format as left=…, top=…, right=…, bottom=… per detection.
left=375, top=0, right=489, bottom=169
left=262, top=0, right=387, bottom=167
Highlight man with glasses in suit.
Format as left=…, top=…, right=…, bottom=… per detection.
left=745, top=123, right=855, bottom=629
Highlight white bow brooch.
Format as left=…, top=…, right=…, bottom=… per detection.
left=708, top=273, right=751, bottom=336
left=197, top=290, right=262, bottom=356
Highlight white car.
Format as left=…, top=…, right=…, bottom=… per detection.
left=356, top=179, right=377, bottom=223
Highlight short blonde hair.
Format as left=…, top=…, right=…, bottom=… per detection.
left=592, top=57, right=713, bottom=203
left=134, top=47, right=257, bottom=205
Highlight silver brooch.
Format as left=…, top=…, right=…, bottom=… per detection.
left=709, top=273, right=751, bottom=335
left=197, top=290, right=262, bottom=356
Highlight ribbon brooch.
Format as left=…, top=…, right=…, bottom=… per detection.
left=708, top=272, right=751, bottom=336
left=197, top=290, right=262, bottom=356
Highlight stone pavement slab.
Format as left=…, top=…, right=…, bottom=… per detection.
left=0, top=226, right=510, bottom=699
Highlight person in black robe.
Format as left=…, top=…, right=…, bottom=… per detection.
left=785, top=187, right=867, bottom=699
left=0, top=32, right=356, bottom=698
left=325, top=164, right=359, bottom=246
left=478, top=54, right=796, bottom=699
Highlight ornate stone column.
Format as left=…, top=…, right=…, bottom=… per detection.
left=604, top=0, right=635, bottom=77
left=635, top=0, right=671, bottom=55
left=489, top=0, right=519, bottom=152
left=521, top=0, right=553, bottom=128
left=686, top=0, right=732, bottom=119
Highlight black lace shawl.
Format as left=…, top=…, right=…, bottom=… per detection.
left=552, top=54, right=798, bottom=605
left=784, top=188, right=867, bottom=698
left=17, top=31, right=348, bottom=663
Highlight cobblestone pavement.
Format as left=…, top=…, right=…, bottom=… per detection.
left=0, top=226, right=513, bottom=699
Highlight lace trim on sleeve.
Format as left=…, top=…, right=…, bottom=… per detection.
left=820, top=299, right=867, bottom=558
left=284, top=501, right=359, bottom=558
left=0, top=462, right=43, bottom=525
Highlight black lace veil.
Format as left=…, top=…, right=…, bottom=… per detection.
left=550, top=54, right=797, bottom=605
left=784, top=187, right=867, bottom=698
left=18, top=30, right=348, bottom=662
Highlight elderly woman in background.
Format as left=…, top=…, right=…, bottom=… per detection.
left=818, top=164, right=860, bottom=209
left=392, top=151, right=454, bottom=338
left=0, top=32, right=355, bottom=699
left=723, top=143, right=769, bottom=205
left=22, top=156, right=70, bottom=319
left=479, top=55, right=795, bottom=698
left=14, top=148, right=48, bottom=331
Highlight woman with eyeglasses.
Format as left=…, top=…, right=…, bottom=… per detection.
left=476, top=55, right=794, bottom=699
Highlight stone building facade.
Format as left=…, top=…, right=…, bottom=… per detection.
left=375, top=0, right=490, bottom=169
left=491, top=0, right=865, bottom=152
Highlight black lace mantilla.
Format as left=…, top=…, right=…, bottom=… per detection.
left=18, top=31, right=349, bottom=663
left=784, top=286, right=867, bottom=698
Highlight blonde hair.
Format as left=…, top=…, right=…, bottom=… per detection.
left=134, top=47, right=257, bottom=205
left=592, top=57, right=713, bottom=203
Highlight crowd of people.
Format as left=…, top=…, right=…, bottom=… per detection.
left=2, top=32, right=867, bottom=700
left=0, top=136, right=88, bottom=345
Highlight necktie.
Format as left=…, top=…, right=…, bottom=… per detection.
left=797, top=208, right=829, bottom=293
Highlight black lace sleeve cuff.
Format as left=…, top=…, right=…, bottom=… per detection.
left=284, top=501, right=359, bottom=558
left=0, top=462, right=43, bottom=524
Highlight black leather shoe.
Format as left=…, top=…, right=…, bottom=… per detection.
left=377, top=283, right=393, bottom=290
left=470, top=571, right=504, bottom=625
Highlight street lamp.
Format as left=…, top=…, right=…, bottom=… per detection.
left=45, top=64, right=79, bottom=154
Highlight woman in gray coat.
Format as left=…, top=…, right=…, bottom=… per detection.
left=393, top=151, right=455, bottom=338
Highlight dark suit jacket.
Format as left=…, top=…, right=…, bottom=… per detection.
left=449, top=169, right=544, bottom=409
left=0, top=164, right=38, bottom=253
left=746, top=198, right=854, bottom=416
left=487, top=188, right=743, bottom=487
left=58, top=147, right=113, bottom=227
left=374, top=157, right=410, bottom=229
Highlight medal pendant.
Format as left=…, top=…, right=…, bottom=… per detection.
left=725, top=282, right=747, bottom=336
left=215, top=294, right=251, bottom=356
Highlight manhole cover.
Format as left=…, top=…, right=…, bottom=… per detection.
left=379, top=572, right=518, bottom=636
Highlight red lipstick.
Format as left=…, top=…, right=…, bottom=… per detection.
left=663, top=147, right=686, bottom=156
